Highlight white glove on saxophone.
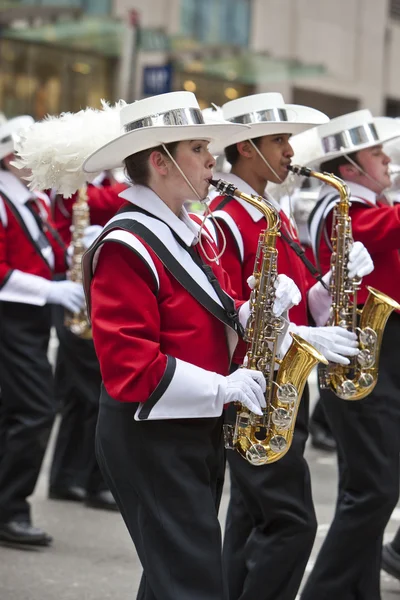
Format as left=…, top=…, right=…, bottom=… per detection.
left=308, top=242, right=374, bottom=326
left=46, top=280, right=86, bottom=312
left=221, top=368, right=266, bottom=416
left=347, top=241, right=374, bottom=279
left=280, top=323, right=359, bottom=365
left=247, top=273, right=301, bottom=317
left=83, top=225, right=103, bottom=249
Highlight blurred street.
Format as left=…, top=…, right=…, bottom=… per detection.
left=0, top=374, right=400, bottom=600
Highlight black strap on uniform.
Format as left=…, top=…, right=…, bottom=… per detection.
left=214, top=194, right=329, bottom=291
left=183, top=242, right=244, bottom=337
left=101, top=207, right=244, bottom=335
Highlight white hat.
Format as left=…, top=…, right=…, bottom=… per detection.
left=291, top=109, right=400, bottom=168
left=0, top=116, right=34, bottom=161
left=208, top=93, right=329, bottom=154
left=83, top=91, right=249, bottom=173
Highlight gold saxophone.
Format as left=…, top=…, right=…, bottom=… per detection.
left=289, top=165, right=400, bottom=400
left=64, top=186, right=92, bottom=339
left=210, top=179, right=328, bottom=466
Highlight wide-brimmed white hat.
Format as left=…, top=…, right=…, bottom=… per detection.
left=0, top=116, right=34, bottom=161
left=291, top=109, right=400, bottom=169
left=208, top=93, right=329, bottom=155
left=83, top=91, right=249, bottom=173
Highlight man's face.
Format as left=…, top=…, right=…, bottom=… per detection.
left=253, top=133, right=294, bottom=184
left=354, top=145, right=391, bottom=193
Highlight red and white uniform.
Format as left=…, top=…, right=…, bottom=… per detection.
left=309, top=181, right=400, bottom=307
left=0, top=170, right=67, bottom=305
left=208, top=173, right=310, bottom=328
left=83, top=185, right=245, bottom=420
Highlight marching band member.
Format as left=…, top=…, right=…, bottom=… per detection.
left=48, top=177, right=126, bottom=509
left=294, top=110, right=400, bottom=600
left=0, top=116, right=86, bottom=546
left=81, top=91, right=301, bottom=600
left=205, top=93, right=373, bottom=600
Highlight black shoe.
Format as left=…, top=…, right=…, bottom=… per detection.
left=85, top=490, right=119, bottom=512
left=0, top=520, right=52, bottom=546
left=49, top=485, right=87, bottom=502
left=309, top=422, right=337, bottom=453
left=382, top=543, right=400, bottom=581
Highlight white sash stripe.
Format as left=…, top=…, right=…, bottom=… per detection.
left=210, top=210, right=245, bottom=262
left=93, top=230, right=160, bottom=290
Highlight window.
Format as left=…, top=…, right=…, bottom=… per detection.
left=180, top=0, right=251, bottom=47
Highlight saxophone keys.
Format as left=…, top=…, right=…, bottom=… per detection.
left=356, top=349, right=374, bottom=369
left=271, top=407, right=291, bottom=430
left=337, top=379, right=357, bottom=399
left=358, top=372, right=374, bottom=388
left=269, top=435, right=287, bottom=454
left=246, top=444, right=268, bottom=466
left=276, top=383, right=298, bottom=405
left=358, top=327, right=377, bottom=347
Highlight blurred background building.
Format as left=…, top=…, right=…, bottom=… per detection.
left=1, top=0, right=400, bottom=118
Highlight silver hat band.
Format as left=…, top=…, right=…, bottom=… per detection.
left=124, top=107, right=204, bottom=132
left=322, top=122, right=379, bottom=154
left=228, top=107, right=290, bottom=125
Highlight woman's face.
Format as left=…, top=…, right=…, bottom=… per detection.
left=169, top=140, right=216, bottom=201
left=355, top=145, right=391, bottom=193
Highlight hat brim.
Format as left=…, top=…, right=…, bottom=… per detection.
left=209, top=123, right=326, bottom=156
left=83, top=123, right=248, bottom=173
left=304, top=117, right=400, bottom=168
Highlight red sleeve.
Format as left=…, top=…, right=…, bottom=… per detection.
left=87, top=183, right=127, bottom=226
left=216, top=220, right=248, bottom=301
left=91, top=241, right=167, bottom=403
left=330, top=202, right=400, bottom=254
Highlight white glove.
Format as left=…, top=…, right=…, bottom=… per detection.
left=247, top=273, right=302, bottom=317
left=46, top=280, right=86, bottom=312
left=283, top=324, right=359, bottom=365
left=221, top=368, right=266, bottom=416
left=273, top=274, right=302, bottom=316
left=83, top=225, right=103, bottom=249
left=347, top=241, right=374, bottom=279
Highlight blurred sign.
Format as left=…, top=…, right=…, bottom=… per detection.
left=143, top=64, right=172, bottom=96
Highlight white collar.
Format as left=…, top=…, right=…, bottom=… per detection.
left=319, top=180, right=377, bottom=205
left=212, top=172, right=281, bottom=222
left=0, top=170, right=34, bottom=205
left=119, top=185, right=199, bottom=246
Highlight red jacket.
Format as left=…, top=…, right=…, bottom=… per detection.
left=0, top=177, right=66, bottom=286
left=83, top=185, right=244, bottom=416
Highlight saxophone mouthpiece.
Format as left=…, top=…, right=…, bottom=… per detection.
left=209, top=178, right=237, bottom=197
left=287, top=164, right=312, bottom=178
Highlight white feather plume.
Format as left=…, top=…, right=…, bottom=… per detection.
left=13, top=100, right=125, bottom=197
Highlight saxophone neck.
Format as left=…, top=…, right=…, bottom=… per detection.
left=288, top=164, right=350, bottom=208
left=210, top=178, right=280, bottom=232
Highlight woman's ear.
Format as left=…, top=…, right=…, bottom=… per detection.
left=149, top=150, right=169, bottom=175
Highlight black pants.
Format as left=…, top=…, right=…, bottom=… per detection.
left=0, top=302, right=55, bottom=523
left=301, top=313, right=400, bottom=600
left=310, top=398, right=332, bottom=434
left=96, top=388, right=227, bottom=600
left=223, top=384, right=317, bottom=600
left=49, top=304, right=105, bottom=494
